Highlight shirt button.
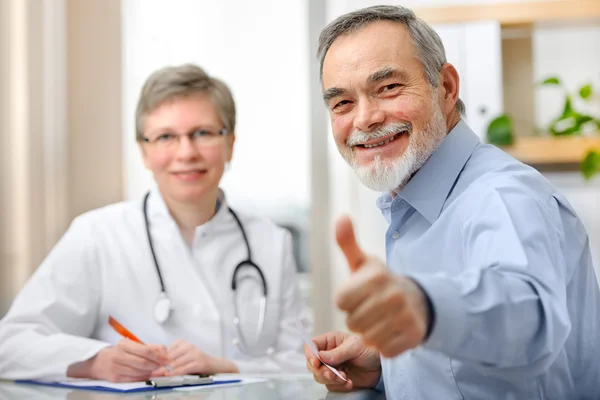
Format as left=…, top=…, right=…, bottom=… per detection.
left=392, top=231, right=400, bottom=239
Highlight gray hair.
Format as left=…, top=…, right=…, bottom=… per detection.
left=135, top=64, right=236, bottom=141
left=317, top=5, right=465, bottom=116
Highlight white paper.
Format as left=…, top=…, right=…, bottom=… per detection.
left=295, top=318, right=347, bottom=382
left=43, top=378, right=147, bottom=390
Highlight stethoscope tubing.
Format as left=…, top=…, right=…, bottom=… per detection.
left=142, top=191, right=268, bottom=352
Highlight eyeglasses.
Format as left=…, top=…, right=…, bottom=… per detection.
left=142, top=128, right=229, bottom=150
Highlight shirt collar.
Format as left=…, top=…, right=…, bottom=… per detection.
left=377, top=119, right=480, bottom=223
left=146, top=185, right=230, bottom=233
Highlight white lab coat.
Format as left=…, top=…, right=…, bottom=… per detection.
left=0, top=188, right=311, bottom=380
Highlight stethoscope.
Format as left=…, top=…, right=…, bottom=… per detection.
left=142, top=191, right=269, bottom=355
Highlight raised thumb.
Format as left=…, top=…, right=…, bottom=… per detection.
left=335, top=215, right=366, bottom=272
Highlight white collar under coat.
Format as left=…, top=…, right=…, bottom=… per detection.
left=144, top=186, right=233, bottom=243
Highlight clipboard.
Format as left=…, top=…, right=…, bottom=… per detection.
left=15, top=375, right=242, bottom=393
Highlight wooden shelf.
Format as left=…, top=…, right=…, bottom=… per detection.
left=414, top=0, right=600, bottom=26
left=498, top=135, right=600, bottom=167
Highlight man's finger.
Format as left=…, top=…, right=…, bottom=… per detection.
left=313, top=365, right=342, bottom=385
left=304, top=343, right=321, bottom=368
left=345, top=289, right=387, bottom=332
left=335, top=216, right=366, bottom=272
left=336, top=264, right=388, bottom=312
left=326, top=380, right=354, bottom=392
left=318, top=335, right=361, bottom=366
left=380, top=333, right=413, bottom=358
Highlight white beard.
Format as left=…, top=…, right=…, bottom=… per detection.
left=344, top=98, right=448, bottom=193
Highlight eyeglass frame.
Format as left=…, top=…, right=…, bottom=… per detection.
left=141, top=127, right=230, bottom=148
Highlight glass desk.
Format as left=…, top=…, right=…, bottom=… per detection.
left=0, top=374, right=386, bottom=400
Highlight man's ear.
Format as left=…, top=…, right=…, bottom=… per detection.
left=438, top=63, right=460, bottom=116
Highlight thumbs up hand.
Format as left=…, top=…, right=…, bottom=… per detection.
left=335, top=215, right=431, bottom=358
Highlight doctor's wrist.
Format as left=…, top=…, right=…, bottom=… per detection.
left=208, top=356, right=239, bottom=374
left=67, top=349, right=106, bottom=380
left=67, top=357, right=95, bottom=379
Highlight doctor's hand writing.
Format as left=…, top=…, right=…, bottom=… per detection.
left=67, top=339, right=169, bottom=382
left=305, top=331, right=381, bottom=392
left=151, top=339, right=239, bottom=376
left=336, top=216, right=431, bottom=358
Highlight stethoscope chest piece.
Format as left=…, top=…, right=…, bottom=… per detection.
left=154, top=292, right=172, bottom=324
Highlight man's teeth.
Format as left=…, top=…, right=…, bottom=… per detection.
left=363, top=132, right=403, bottom=148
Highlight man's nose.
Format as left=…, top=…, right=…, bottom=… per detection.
left=353, top=99, right=385, bottom=132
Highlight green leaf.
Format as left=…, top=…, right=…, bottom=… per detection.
left=581, top=151, right=600, bottom=180
left=561, top=95, right=574, bottom=118
left=549, top=118, right=578, bottom=136
left=579, top=83, right=593, bottom=100
left=540, top=76, right=561, bottom=86
left=549, top=96, right=581, bottom=136
left=549, top=113, right=595, bottom=136
left=577, top=115, right=594, bottom=125
left=487, top=114, right=514, bottom=146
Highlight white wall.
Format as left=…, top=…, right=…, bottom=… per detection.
left=122, top=0, right=311, bottom=214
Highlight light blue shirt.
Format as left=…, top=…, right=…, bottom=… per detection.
left=375, top=120, right=600, bottom=399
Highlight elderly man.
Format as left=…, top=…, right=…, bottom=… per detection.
left=305, top=5, right=600, bottom=400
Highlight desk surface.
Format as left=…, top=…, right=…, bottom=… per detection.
left=0, top=374, right=385, bottom=400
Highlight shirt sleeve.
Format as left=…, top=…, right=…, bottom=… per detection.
left=373, top=374, right=385, bottom=392
left=408, top=186, right=571, bottom=379
left=0, top=216, right=110, bottom=380
left=234, top=230, right=311, bottom=373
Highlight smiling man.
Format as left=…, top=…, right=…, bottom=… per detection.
left=305, top=5, right=600, bottom=400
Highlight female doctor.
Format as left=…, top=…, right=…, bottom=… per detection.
left=0, top=64, right=311, bottom=382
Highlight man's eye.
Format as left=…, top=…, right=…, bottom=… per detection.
left=382, top=83, right=401, bottom=92
left=333, top=100, right=351, bottom=110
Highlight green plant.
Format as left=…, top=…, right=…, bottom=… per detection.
left=541, top=77, right=600, bottom=137
left=486, top=77, right=600, bottom=179
left=487, top=114, right=514, bottom=146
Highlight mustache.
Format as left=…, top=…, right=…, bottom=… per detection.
left=346, top=122, right=412, bottom=147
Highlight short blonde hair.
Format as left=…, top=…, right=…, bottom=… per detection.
left=135, top=64, right=236, bottom=141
